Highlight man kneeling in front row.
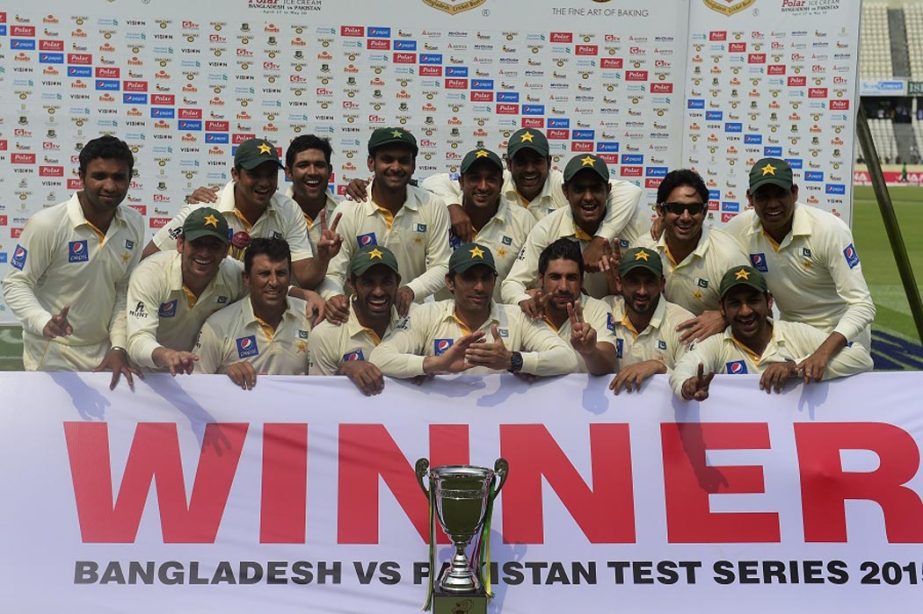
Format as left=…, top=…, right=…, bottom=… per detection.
left=369, top=243, right=579, bottom=378
left=671, top=266, right=874, bottom=401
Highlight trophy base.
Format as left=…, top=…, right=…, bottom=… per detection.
left=433, top=588, right=488, bottom=614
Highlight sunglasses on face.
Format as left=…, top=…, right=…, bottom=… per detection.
left=662, top=202, right=706, bottom=216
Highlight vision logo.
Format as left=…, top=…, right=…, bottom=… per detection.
left=158, top=300, right=178, bottom=318
left=434, top=338, right=454, bottom=356
left=11, top=245, right=27, bottom=270
left=343, top=349, right=365, bottom=361
left=357, top=232, right=378, bottom=247
left=726, top=360, right=748, bottom=374
left=236, top=336, right=259, bottom=359
left=68, top=240, right=89, bottom=263
left=749, top=253, right=768, bottom=272
left=843, top=243, right=860, bottom=269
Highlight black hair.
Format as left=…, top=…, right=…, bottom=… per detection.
left=656, top=168, right=708, bottom=205
left=79, top=135, right=134, bottom=176
left=285, top=134, right=333, bottom=168
left=538, top=238, right=584, bottom=277
left=243, top=237, right=292, bottom=274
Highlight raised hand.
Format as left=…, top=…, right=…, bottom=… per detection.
left=185, top=186, right=219, bottom=204
left=518, top=289, right=552, bottom=320
left=345, top=177, right=370, bottom=201
left=681, top=362, right=714, bottom=401
left=464, top=324, right=513, bottom=371
left=43, top=306, right=73, bottom=339
left=568, top=301, right=597, bottom=355
left=315, top=209, right=343, bottom=262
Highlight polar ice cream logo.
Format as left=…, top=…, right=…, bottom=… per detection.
left=422, top=0, right=486, bottom=15
left=703, top=0, right=755, bottom=16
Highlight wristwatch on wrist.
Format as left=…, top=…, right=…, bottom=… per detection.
left=508, top=351, right=523, bottom=373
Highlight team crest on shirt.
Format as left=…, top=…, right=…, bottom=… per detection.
left=416, top=223, right=427, bottom=233
left=272, top=231, right=283, bottom=240
left=434, top=338, right=454, bottom=356
left=697, top=278, right=709, bottom=288
left=124, top=239, right=135, bottom=250
left=158, top=300, right=178, bottom=318
left=615, top=338, right=624, bottom=358
left=497, top=327, right=509, bottom=338
left=357, top=232, right=378, bottom=247
left=11, top=245, right=27, bottom=270
left=298, top=329, right=309, bottom=339
left=619, top=239, right=630, bottom=249
left=726, top=360, right=748, bottom=374
left=217, top=296, right=228, bottom=304
left=801, top=247, right=812, bottom=258
left=68, top=240, right=89, bottom=263
left=343, top=349, right=365, bottom=361
left=749, top=253, right=768, bottom=272
left=843, top=243, right=860, bottom=269
left=236, top=335, right=259, bottom=359
left=501, top=235, right=513, bottom=246
left=657, top=339, right=667, bottom=350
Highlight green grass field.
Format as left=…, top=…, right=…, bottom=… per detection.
left=0, top=185, right=921, bottom=370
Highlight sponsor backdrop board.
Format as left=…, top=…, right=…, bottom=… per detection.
left=1, top=372, right=922, bottom=612
left=0, top=0, right=858, bottom=323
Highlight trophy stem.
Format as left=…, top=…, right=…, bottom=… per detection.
left=438, top=543, right=480, bottom=594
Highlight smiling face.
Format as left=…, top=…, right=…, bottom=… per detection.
left=620, top=267, right=664, bottom=318
left=540, top=257, right=582, bottom=315
left=446, top=265, right=496, bottom=314
left=245, top=253, right=290, bottom=315
left=507, top=148, right=550, bottom=201
left=78, top=157, right=131, bottom=220
left=659, top=184, right=706, bottom=244
left=178, top=235, right=229, bottom=289
left=286, top=148, right=331, bottom=204
left=459, top=161, right=503, bottom=212
left=563, top=170, right=610, bottom=233
left=351, top=265, right=400, bottom=320
left=368, top=145, right=415, bottom=191
left=233, top=161, right=280, bottom=210
left=721, top=285, right=773, bottom=345
left=748, top=183, right=798, bottom=241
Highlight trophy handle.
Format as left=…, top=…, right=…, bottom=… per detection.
left=415, top=458, right=431, bottom=497
left=492, top=458, right=509, bottom=495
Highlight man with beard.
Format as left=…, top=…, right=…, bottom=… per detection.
left=143, top=138, right=336, bottom=289
left=603, top=247, right=694, bottom=394
left=194, top=238, right=312, bottom=389
left=435, top=148, right=534, bottom=300
left=642, top=169, right=748, bottom=343
left=671, top=266, right=874, bottom=401
left=321, top=128, right=452, bottom=318
left=370, top=243, right=578, bottom=378
left=722, top=158, right=875, bottom=383
left=309, top=245, right=403, bottom=396
left=503, top=154, right=621, bottom=313
left=2, top=135, right=143, bottom=388
left=127, top=207, right=247, bottom=374
left=536, top=239, right=618, bottom=375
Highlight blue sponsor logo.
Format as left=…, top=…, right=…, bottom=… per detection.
left=343, top=349, right=365, bottom=362
left=68, top=240, right=89, bottom=263
left=67, top=66, right=92, bottom=78
left=472, top=79, right=495, bottom=90
left=687, top=99, right=705, bottom=109
left=39, top=53, right=64, bottom=64
left=621, top=154, right=643, bottom=165
left=722, top=201, right=740, bottom=212
left=596, top=142, right=619, bottom=152
left=151, top=107, right=175, bottom=118
left=0, top=26, right=6, bottom=36
left=763, top=146, right=783, bottom=157
left=744, top=134, right=763, bottom=144
left=724, top=122, right=742, bottom=133
left=705, top=111, right=723, bottom=121
left=368, top=27, right=391, bottom=37
left=123, top=93, right=148, bottom=104
left=95, top=79, right=120, bottom=91
left=646, top=166, right=668, bottom=178
left=787, top=158, right=803, bottom=169
left=804, top=171, right=824, bottom=182
left=446, top=66, right=468, bottom=77
left=434, top=339, right=454, bottom=356
left=178, top=120, right=202, bottom=131
left=750, top=253, right=768, bottom=272
left=205, top=133, right=230, bottom=144
left=11, top=39, right=36, bottom=50
left=726, top=360, right=748, bottom=374
left=236, top=336, right=259, bottom=359
left=572, top=129, right=595, bottom=140
left=548, top=118, right=570, bottom=128
left=11, top=245, right=27, bottom=271
left=0, top=253, right=6, bottom=264
left=357, top=232, right=377, bottom=247
left=825, top=183, right=846, bottom=195
left=606, top=313, right=616, bottom=332
left=394, top=40, right=417, bottom=51
left=708, top=190, right=721, bottom=200
left=420, top=53, right=443, bottom=64
left=615, top=338, right=623, bottom=359
left=449, top=232, right=462, bottom=249
left=497, top=92, right=519, bottom=102
left=522, top=104, right=544, bottom=115
left=158, top=300, right=178, bottom=318
left=843, top=243, right=860, bottom=269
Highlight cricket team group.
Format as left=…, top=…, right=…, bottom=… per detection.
left=0, top=126, right=875, bottom=401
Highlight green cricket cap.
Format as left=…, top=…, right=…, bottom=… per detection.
left=350, top=245, right=400, bottom=277
left=182, top=207, right=230, bottom=244
left=719, top=265, right=769, bottom=298
left=367, top=127, right=418, bottom=156
left=618, top=247, right=662, bottom=278
left=563, top=153, right=610, bottom=183
left=460, top=148, right=503, bottom=174
left=234, top=138, right=283, bottom=171
left=748, top=157, right=794, bottom=192
left=507, top=128, right=549, bottom=158
left=449, top=242, right=497, bottom=274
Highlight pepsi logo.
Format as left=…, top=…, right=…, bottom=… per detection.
left=14, top=246, right=25, bottom=258
left=240, top=338, right=253, bottom=350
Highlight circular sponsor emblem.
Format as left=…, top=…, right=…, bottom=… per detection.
left=231, top=231, right=251, bottom=250
left=730, top=362, right=745, bottom=374
left=436, top=339, right=451, bottom=353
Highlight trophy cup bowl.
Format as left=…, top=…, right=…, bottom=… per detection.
left=416, top=459, right=509, bottom=595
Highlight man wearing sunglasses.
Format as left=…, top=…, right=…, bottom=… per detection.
left=722, top=158, right=875, bottom=382
left=646, top=169, right=749, bottom=344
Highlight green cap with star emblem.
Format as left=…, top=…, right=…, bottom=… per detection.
left=234, top=138, right=284, bottom=171
left=507, top=128, right=549, bottom=158
left=719, top=265, right=769, bottom=298
left=563, top=153, right=610, bottom=183
left=460, top=148, right=504, bottom=174
left=449, top=242, right=497, bottom=274
left=618, top=247, right=662, bottom=278
left=748, top=157, right=794, bottom=192
left=368, top=127, right=418, bottom=156
left=182, top=206, right=230, bottom=244
left=350, top=245, right=400, bottom=277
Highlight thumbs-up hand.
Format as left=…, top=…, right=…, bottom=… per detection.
left=464, top=323, right=513, bottom=371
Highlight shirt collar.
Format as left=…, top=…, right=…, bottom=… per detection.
left=503, top=174, right=554, bottom=206
left=362, top=181, right=420, bottom=215
left=346, top=303, right=399, bottom=340
left=723, top=321, right=785, bottom=360
left=218, top=180, right=279, bottom=216
left=442, top=299, right=502, bottom=330
left=66, top=192, right=126, bottom=230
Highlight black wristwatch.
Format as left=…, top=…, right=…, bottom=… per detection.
left=508, top=351, right=523, bottom=373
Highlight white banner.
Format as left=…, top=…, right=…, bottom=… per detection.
left=1, top=372, right=922, bottom=613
